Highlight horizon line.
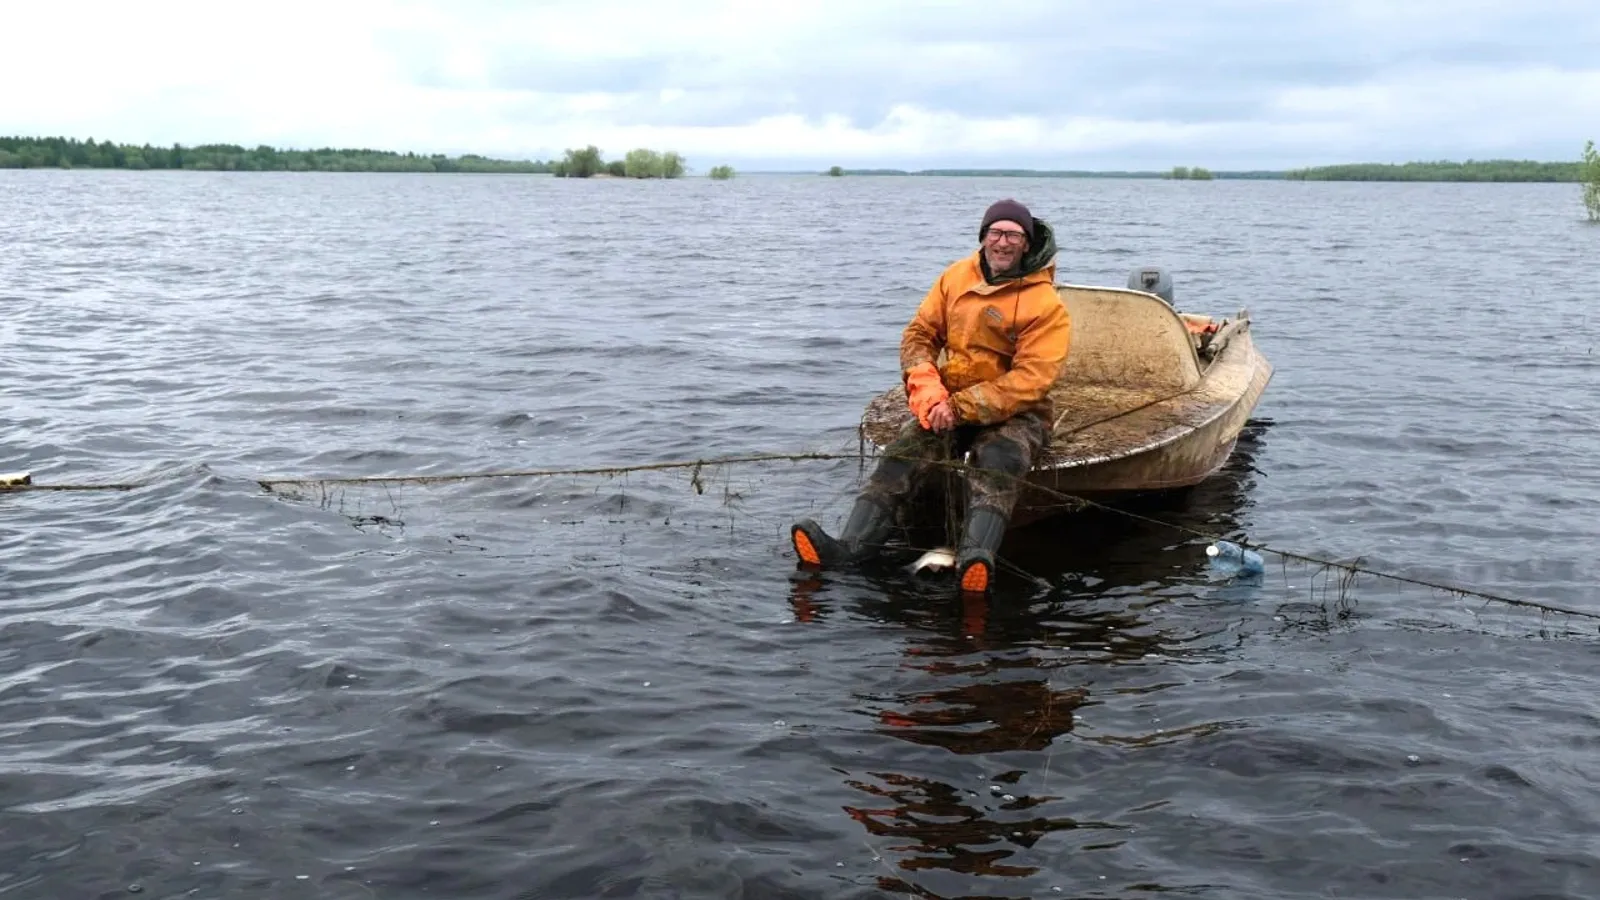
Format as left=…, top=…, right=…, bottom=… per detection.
left=0, top=135, right=1589, bottom=172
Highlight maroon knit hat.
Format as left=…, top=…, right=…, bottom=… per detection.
left=979, top=198, right=1034, bottom=242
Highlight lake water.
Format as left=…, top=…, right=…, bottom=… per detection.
left=2, top=169, right=1597, bottom=899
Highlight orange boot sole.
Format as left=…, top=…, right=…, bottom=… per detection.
left=959, top=559, right=991, bottom=594
left=792, top=525, right=824, bottom=567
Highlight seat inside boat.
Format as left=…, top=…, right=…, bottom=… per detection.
left=1047, top=273, right=1210, bottom=435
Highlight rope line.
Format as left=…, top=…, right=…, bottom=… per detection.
left=6, top=481, right=146, bottom=492
left=6, top=450, right=1592, bottom=621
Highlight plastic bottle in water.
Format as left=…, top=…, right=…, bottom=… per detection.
left=1207, top=540, right=1264, bottom=576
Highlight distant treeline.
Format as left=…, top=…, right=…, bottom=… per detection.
left=834, top=167, right=1283, bottom=180
left=830, top=161, right=1586, bottom=182
left=0, top=136, right=554, bottom=173
left=1, top=136, right=1586, bottom=183
left=1286, top=160, right=1583, bottom=182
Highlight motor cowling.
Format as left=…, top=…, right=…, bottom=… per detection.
left=1127, top=266, right=1174, bottom=306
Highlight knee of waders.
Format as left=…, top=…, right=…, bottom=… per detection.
left=974, top=437, right=1027, bottom=477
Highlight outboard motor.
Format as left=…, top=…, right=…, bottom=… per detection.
left=1127, top=266, right=1175, bottom=306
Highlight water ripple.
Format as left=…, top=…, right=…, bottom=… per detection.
left=1, top=171, right=1596, bottom=899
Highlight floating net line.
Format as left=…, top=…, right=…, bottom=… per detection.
left=6, top=449, right=1593, bottom=626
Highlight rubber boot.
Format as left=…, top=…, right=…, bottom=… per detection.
left=955, top=506, right=1009, bottom=595
left=791, top=496, right=896, bottom=569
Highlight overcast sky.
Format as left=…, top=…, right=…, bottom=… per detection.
left=5, top=0, right=1597, bottom=171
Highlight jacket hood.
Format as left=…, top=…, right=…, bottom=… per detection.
left=981, top=218, right=1057, bottom=284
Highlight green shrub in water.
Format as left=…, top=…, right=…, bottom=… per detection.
left=1582, top=140, right=1600, bottom=222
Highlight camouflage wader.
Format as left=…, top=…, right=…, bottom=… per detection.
left=862, top=408, right=1052, bottom=523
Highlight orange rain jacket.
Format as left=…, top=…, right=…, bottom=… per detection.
left=899, top=220, right=1072, bottom=426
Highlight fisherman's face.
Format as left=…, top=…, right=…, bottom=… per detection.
left=982, top=220, right=1029, bottom=272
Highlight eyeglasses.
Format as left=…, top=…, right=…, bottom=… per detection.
left=984, top=228, right=1027, bottom=245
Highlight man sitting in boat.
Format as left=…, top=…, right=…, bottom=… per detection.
left=791, top=199, right=1072, bottom=595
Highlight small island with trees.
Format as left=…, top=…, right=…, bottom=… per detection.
left=551, top=144, right=683, bottom=178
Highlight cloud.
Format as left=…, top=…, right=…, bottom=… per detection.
left=2, top=0, right=1597, bottom=169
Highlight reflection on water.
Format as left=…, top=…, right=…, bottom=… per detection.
left=1001, top=418, right=1270, bottom=589
left=792, top=575, right=1117, bottom=888
left=785, top=422, right=1270, bottom=895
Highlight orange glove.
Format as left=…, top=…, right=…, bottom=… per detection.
left=905, top=363, right=950, bottom=429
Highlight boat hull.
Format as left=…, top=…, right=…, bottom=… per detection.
left=1013, top=338, right=1271, bottom=524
